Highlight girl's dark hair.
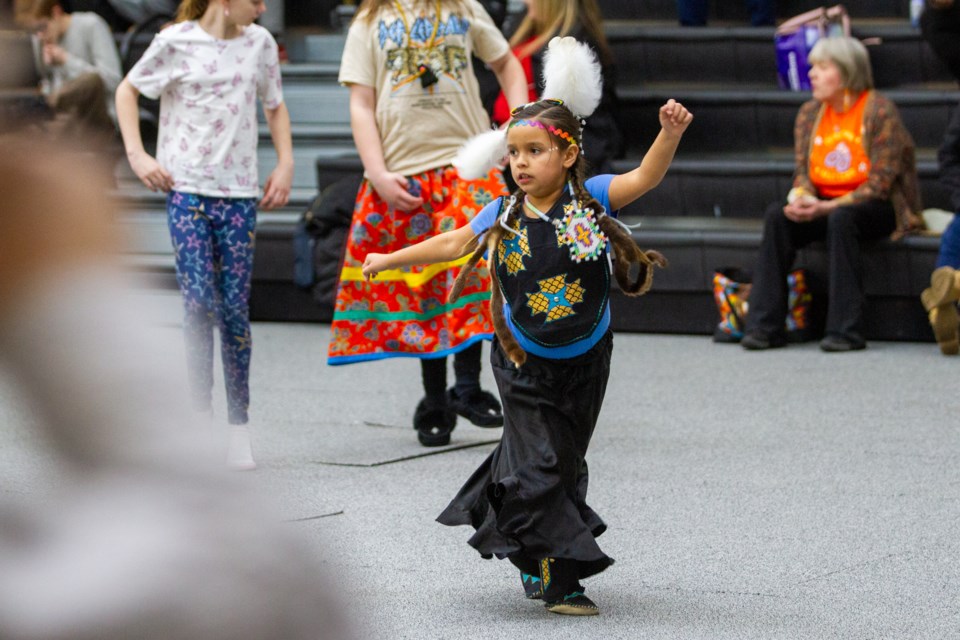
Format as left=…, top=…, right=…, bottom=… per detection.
left=450, top=99, right=666, bottom=367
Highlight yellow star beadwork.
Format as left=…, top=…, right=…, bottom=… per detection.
left=497, top=221, right=531, bottom=275
left=526, top=274, right=586, bottom=322
left=555, top=202, right=577, bottom=246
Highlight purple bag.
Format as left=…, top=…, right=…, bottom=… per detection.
left=775, top=5, right=851, bottom=91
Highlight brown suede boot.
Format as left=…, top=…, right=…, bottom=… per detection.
left=921, top=267, right=960, bottom=311
left=928, top=306, right=960, bottom=355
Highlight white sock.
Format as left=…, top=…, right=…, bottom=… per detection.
left=226, top=426, right=256, bottom=471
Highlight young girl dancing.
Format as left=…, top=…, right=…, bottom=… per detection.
left=362, top=37, right=692, bottom=615
left=116, top=0, right=293, bottom=470
left=328, top=0, right=527, bottom=447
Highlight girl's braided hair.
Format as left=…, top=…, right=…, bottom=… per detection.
left=450, top=99, right=667, bottom=367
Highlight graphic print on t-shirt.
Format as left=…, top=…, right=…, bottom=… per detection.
left=378, top=5, right=471, bottom=95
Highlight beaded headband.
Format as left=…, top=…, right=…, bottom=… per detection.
left=508, top=119, right=578, bottom=147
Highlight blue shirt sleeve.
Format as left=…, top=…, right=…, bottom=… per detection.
left=585, top=174, right=617, bottom=218
left=469, top=197, right=503, bottom=235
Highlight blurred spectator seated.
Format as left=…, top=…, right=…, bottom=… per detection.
left=17, top=0, right=122, bottom=151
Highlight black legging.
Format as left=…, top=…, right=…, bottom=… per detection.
left=420, top=342, right=483, bottom=402
left=745, top=199, right=896, bottom=341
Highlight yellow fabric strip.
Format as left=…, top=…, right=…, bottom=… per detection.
left=339, top=255, right=474, bottom=287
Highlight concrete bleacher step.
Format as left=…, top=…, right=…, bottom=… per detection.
left=311, top=149, right=950, bottom=220
left=619, top=85, right=959, bottom=153
left=266, top=84, right=957, bottom=158
left=112, top=188, right=310, bottom=256
left=271, top=72, right=958, bottom=157
left=606, top=21, right=954, bottom=88
left=284, top=32, right=345, bottom=64
left=114, top=143, right=353, bottom=193
left=599, top=0, right=915, bottom=21
left=281, top=21, right=955, bottom=88
left=615, top=151, right=950, bottom=218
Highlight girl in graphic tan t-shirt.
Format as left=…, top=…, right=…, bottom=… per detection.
left=328, top=0, right=527, bottom=448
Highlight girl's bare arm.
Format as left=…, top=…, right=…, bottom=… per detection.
left=362, top=224, right=478, bottom=279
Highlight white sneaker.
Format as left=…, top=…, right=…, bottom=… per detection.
left=226, top=426, right=256, bottom=471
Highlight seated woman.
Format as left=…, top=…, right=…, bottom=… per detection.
left=489, top=0, right=622, bottom=175
left=742, top=36, right=923, bottom=352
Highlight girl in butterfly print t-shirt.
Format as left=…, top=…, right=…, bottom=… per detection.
left=116, top=0, right=292, bottom=470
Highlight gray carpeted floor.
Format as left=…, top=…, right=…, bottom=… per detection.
left=1, top=294, right=957, bottom=639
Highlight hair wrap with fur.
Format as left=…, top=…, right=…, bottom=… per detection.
left=541, top=36, right=602, bottom=119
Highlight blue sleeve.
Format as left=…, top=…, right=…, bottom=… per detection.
left=585, top=174, right=617, bottom=218
left=469, top=197, right=503, bottom=235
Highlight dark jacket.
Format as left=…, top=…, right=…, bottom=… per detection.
left=921, top=0, right=960, bottom=83
left=938, top=100, right=960, bottom=212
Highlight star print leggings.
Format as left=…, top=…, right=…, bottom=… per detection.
left=167, top=191, right=257, bottom=425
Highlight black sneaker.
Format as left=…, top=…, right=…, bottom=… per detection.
left=819, top=334, right=866, bottom=352
left=741, top=331, right=787, bottom=351
left=544, top=591, right=599, bottom=616
left=413, top=397, right=456, bottom=447
left=520, top=572, right=542, bottom=599
left=447, top=388, right=503, bottom=427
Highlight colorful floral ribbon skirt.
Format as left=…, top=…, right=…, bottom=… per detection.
left=327, top=166, right=505, bottom=365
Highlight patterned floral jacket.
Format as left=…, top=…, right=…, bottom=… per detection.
left=792, top=91, right=924, bottom=239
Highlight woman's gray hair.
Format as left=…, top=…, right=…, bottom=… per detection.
left=808, top=36, right=874, bottom=93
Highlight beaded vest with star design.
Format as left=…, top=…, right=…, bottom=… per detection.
left=492, top=189, right=610, bottom=349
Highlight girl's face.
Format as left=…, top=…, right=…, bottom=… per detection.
left=506, top=122, right=578, bottom=198
left=225, top=0, right=267, bottom=27
left=808, top=59, right=845, bottom=105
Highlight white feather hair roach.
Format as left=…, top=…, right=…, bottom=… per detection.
left=452, top=128, right=508, bottom=180
left=541, top=36, right=602, bottom=118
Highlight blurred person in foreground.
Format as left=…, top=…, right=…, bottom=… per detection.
left=0, top=133, right=351, bottom=640
left=741, top=36, right=923, bottom=353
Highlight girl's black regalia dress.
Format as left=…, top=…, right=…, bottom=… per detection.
left=437, top=184, right=616, bottom=595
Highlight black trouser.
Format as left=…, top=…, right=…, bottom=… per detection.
left=745, top=200, right=896, bottom=341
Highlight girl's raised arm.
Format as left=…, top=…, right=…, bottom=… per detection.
left=607, top=99, right=692, bottom=212
left=362, top=223, right=479, bottom=280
